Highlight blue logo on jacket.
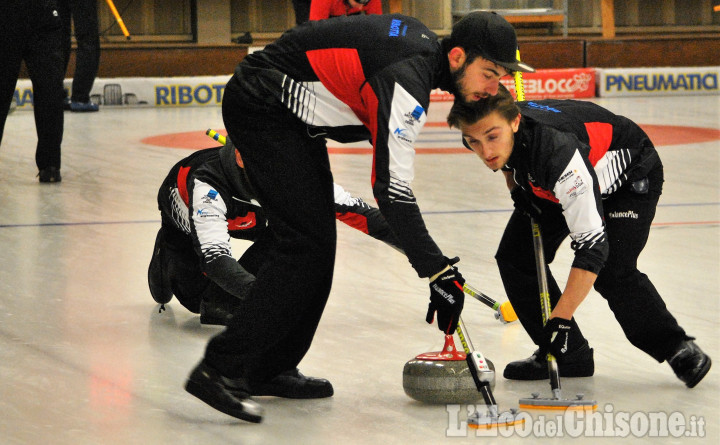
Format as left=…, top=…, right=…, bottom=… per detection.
left=526, top=102, right=561, bottom=113
left=389, top=19, right=407, bottom=37
left=411, top=105, right=424, bottom=120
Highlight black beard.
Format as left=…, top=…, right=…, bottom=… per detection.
left=449, top=62, right=468, bottom=100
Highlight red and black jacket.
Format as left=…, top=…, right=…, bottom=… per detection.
left=158, top=144, right=401, bottom=298
left=507, top=99, right=660, bottom=274
left=226, top=14, right=456, bottom=277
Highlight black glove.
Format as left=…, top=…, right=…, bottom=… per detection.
left=445, top=256, right=460, bottom=267
left=542, top=317, right=573, bottom=359
left=510, top=187, right=542, bottom=219
left=426, top=267, right=465, bottom=334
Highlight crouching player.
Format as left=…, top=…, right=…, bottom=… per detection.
left=447, top=85, right=711, bottom=388
left=148, top=137, right=401, bottom=325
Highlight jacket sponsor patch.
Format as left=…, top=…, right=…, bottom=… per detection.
left=558, top=170, right=575, bottom=184
left=566, top=176, right=587, bottom=199
left=393, top=127, right=413, bottom=143
left=196, top=208, right=219, bottom=218
left=608, top=210, right=639, bottom=219
left=388, top=19, right=407, bottom=37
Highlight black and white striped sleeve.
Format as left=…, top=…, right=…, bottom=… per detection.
left=553, top=150, right=609, bottom=274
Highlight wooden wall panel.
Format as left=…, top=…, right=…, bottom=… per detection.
left=586, top=35, right=720, bottom=67
left=153, top=0, right=192, bottom=34
left=94, top=0, right=720, bottom=41
left=98, top=0, right=193, bottom=40
left=517, top=38, right=585, bottom=69
left=95, top=46, right=246, bottom=77
left=230, top=0, right=254, bottom=33
left=26, top=32, right=719, bottom=79
left=614, top=0, right=639, bottom=27
left=410, top=1, right=447, bottom=30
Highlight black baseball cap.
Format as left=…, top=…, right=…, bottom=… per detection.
left=449, top=11, right=535, bottom=73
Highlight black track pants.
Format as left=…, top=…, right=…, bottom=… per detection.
left=205, top=88, right=337, bottom=382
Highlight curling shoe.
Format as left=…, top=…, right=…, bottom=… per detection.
left=199, top=293, right=240, bottom=326
left=185, top=360, right=264, bottom=423
left=668, top=340, right=711, bottom=388
left=503, top=344, right=594, bottom=380
left=148, top=229, right=173, bottom=305
left=251, top=369, right=334, bottom=399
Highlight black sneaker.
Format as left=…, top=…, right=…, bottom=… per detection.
left=185, top=360, right=264, bottom=423
left=668, top=341, right=711, bottom=388
left=199, top=293, right=240, bottom=326
left=503, top=345, right=595, bottom=380
left=251, top=369, right=334, bottom=399
left=148, top=229, right=173, bottom=305
left=38, top=167, right=61, bottom=183
left=70, top=101, right=99, bottom=112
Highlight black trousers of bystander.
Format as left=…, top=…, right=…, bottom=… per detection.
left=0, top=0, right=64, bottom=171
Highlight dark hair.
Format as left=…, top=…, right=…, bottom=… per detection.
left=446, top=84, right=519, bottom=129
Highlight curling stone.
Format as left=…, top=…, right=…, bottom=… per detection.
left=403, top=334, right=495, bottom=404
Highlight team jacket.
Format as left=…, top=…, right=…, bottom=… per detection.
left=507, top=99, right=660, bottom=274
left=226, top=14, right=455, bottom=277
left=158, top=144, right=401, bottom=298
left=309, top=0, right=382, bottom=20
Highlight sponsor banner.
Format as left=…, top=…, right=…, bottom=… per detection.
left=11, top=66, right=616, bottom=110
left=13, top=75, right=232, bottom=110
left=430, top=68, right=596, bottom=102
left=597, top=66, right=720, bottom=97
left=503, top=68, right=596, bottom=100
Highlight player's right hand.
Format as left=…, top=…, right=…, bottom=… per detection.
left=426, top=266, right=465, bottom=334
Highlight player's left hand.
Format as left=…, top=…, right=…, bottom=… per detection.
left=542, top=317, right=573, bottom=358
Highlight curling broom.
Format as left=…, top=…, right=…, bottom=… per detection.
left=513, top=50, right=596, bottom=410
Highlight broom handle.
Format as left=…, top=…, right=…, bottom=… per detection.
left=206, top=129, right=226, bottom=145
left=515, top=48, right=562, bottom=398
left=456, top=317, right=498, bottom=414
left=105, top=0, right=131, bottom=40
left=513, top=48, right=526, bottom=102
left=530, top=218, right=562, bottom=399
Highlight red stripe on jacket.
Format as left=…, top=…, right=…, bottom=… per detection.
left=336, top=212, right=369, bottom=234
left=585, top=122, right=613, bottom=166
left=306, top=48, right=369, bottom=125
left=177, top=166, right=191, bottom=205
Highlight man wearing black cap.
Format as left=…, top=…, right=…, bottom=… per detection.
left=183, top=11, right=534, bottom=423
